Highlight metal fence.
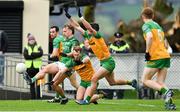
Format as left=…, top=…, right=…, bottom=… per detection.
left=1, top=53, right=180, bottom=92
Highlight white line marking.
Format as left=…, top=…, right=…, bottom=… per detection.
left=100, top=101, right=156, bottom=107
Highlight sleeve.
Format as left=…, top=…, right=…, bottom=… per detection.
left=83, top=31, right=90, bottom=39
left=23, top=47, right=33, bottom=60
left=142, top=24, right=151, bottom=35
left=72, top=39, right=80, bottom=47
left=81, top=53, right=87, bottom=60
left=31, top=46, right=43, bottom=59
left=93, top=31, right=102, bottom=39
left=65, top=59, right=75, bottom=69
left=53, top=38, right=60, bottom=49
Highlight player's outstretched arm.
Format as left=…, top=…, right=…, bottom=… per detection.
left=78, top=7, right=97, bottom=35
left=164, top=38, right=169, bottom=49
left=64, top=8, right=85, bottom=35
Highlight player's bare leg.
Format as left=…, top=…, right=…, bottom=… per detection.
left=76, top=86, right=86, bottom=100
left=68, top=72, right=79, bottom=89
left=52, top=72, right=68, bottom=104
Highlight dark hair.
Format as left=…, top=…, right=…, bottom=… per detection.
left=50, top=26, right=59, bottom=32
left=73, top=46, right=82, bottom=52
left=63, top=24, right=75, bottom=34
left=27, top=33, right=31, bottom=37
left=90, top=23, right=99, bottom=31
left=141, top=7, right=154, bottom=19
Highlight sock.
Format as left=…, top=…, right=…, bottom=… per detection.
left=85, top=96, right=91, bottom=102
left=160, top=87, right=168, bottom=95
left=31, top=77, right=37, bottom=83
left=127, top=80, right=132, bottom=85
left=60, top=94, right=65, bottom=98
left=55, top=93, right=60, bottom=99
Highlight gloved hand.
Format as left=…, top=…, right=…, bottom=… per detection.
left=64, top=8, right=71, bottom=19
left=78, top=7, right=82, bottom=18
left=145, top=52, right=150, bottom=61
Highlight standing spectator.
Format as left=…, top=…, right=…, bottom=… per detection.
left=0, top=30, right=8, bottom=85
left=23, top=33, right=43, bottom=99
left=80, top=39, right=93, bottom=56
left=109, top=32, right=130, bottom=53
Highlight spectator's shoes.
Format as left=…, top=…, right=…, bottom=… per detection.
left=131, top=79, right=138, bottom=90
left=23, top=72, right=32, bottom=85
left=47, top=98, right=61, bottom=103
left=165, top=102, right=176, bottom=110
left=60, top=97, right=68, bottom=104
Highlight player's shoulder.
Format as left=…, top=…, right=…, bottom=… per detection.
left=142, top=23, right=151, bottom=32
left=71, top=36, right=79, bottom=42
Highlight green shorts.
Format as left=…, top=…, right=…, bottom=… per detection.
left=146, top=58, right=170, bottom=68
left=80, top=80, right=91, bottom=88
left=100, top=56, right=115, bottom=73
left=80, top=80, right=99, bottom=88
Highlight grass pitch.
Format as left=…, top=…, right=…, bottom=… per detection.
left=0, top=99, right=179, bottom=111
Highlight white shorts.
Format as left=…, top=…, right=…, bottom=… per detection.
left=54, top=62, right=74, bottom=76
left=54, top=62, right=66, bottom=70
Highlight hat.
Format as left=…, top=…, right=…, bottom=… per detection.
left=114, top=32, right=123, bottom=38
left=27, top=33, right=35, bottom=41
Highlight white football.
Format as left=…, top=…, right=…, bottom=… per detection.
left=16, top=63, right=27, bottom=74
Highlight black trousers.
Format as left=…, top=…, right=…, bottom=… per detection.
left=26, top=68, right=41, bottom=99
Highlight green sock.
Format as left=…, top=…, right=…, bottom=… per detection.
left=60, top=94, right=65, bottom=98
left=160, top=87, right=168, bottom=94
left=85, top=96, right=91, bottom=102
left=55, top=93, right=60, bottom=99
left=127, top=81, right=131, bottom=85
left=31, top=77, right=37, bottom=83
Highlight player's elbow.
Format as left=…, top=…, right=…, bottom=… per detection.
left=91, top=76, right=99, bottom=83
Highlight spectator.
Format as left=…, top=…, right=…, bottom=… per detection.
left=0, top=30, right=8, bottom=85
left=23, top=33, right=43, bottom=99
left=109, top=32, right=130, bottom=53
left=0, top=30, right=8, bottom=53
left=80, top=39, right=93, bottom=56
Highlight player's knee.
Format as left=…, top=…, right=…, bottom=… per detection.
left=109, top=82, right=116, bottom=86
left=41, top=66, right=49, bottom=73
left=141, top=79, right=147, bottom=86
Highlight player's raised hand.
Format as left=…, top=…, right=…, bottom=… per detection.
left=64, top=8, right=71, bottom=19
left=78, top=7, right=82, bottom=18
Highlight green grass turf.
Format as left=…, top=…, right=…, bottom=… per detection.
left=0, top=99, right=179, bottom=111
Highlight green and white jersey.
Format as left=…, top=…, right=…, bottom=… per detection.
left=53, top=35, right=64, bottom=49
left=60, top=36, right=79, bottom=64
